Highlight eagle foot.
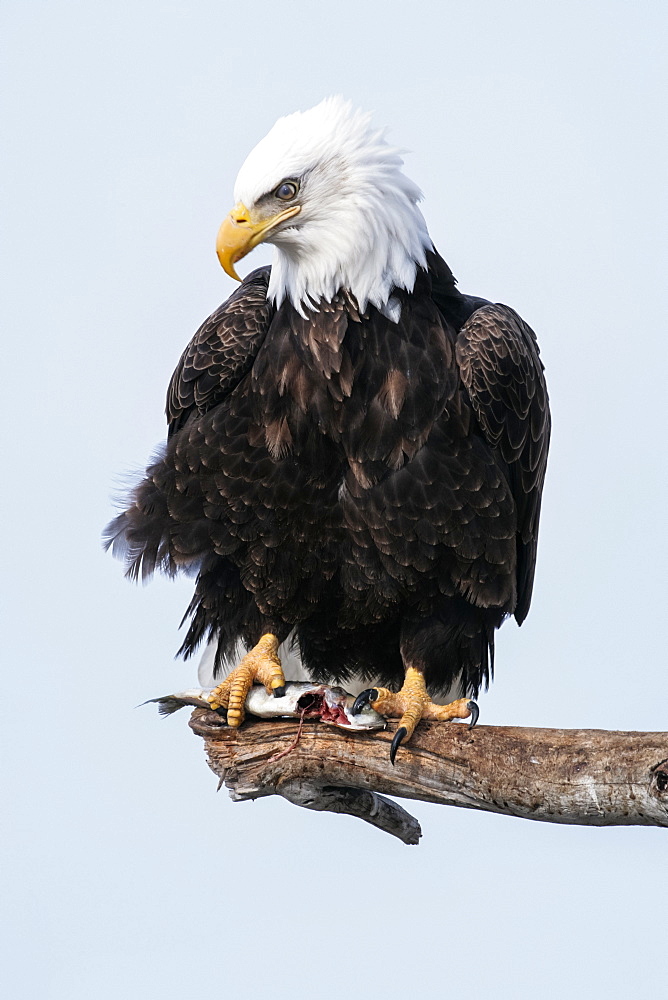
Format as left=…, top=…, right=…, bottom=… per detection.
left=352, top=667, right=478, bottom=764
left=206, top=633, right=286, bottom=727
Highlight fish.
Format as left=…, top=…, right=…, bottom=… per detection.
left=144, top=682, right=386, bottom=731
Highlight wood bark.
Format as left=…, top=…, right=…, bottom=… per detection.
left=189, top=709, right=668, bottom=844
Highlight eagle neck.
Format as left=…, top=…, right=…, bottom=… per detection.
left=266, top=209, right=433, bottom=321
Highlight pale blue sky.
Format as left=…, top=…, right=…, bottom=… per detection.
left=1, top=2, right=666, bottom=998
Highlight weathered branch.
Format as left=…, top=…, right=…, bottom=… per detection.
left=189, top=709, right=668, bottom=843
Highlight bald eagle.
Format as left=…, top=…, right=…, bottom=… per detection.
left=106, top=98, right=550, bottom=761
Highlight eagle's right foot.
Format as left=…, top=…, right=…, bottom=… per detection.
left=207, top=633, right=286, bottom=727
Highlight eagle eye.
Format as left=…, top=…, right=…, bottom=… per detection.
left=274, top=180, right=299, bottom=201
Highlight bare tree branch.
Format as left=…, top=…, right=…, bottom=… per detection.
left=188, top=709, right=668, bottom=843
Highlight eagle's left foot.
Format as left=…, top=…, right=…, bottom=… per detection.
left=352, top=667, right=478, bottom=764
left=206, top=633, right=285, bottom=727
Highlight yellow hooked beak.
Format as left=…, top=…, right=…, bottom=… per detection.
left=216, top=201, right=301, bottom=281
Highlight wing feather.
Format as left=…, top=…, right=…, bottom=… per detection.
left=166, top=267, right=273, bottom=435
left=456, top=304, right=550, bottom=623
left=104, top=268, right=273, bottom=580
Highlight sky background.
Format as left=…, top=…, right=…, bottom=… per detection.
left=1, top=1, right=667, bottom=997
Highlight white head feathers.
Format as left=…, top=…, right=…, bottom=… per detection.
left=233, top=97, right=433, bottom=319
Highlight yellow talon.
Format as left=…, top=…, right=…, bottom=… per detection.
left=205, top=633, right=285, bottom=727
left=370, top=668, right=477, bottom=745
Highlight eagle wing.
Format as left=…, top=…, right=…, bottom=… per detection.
left=104, top=267, right=274, bottom=580
left=166, top=266, right=273, bottom=435
left=455, top=304, right=550, bottom=623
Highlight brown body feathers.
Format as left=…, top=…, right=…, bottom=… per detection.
left=106, top=251, right=550, bottom=697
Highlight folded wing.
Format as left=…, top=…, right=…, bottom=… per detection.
left=167, top=266, right=273, bottom=435
left=104, top=267, right=274, bottom=579
left=456, top=304, right=550, bottom=623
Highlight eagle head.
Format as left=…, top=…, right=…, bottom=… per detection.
left=215, top=96, right=432, bottom=319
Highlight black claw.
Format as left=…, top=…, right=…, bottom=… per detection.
left=467, top=700, right=479, bottom=729
left=390, top=727, right=407, bottom=765
left=352, top=688, right=378, bottom=715
left=273, top=685, right=286, bottom=698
